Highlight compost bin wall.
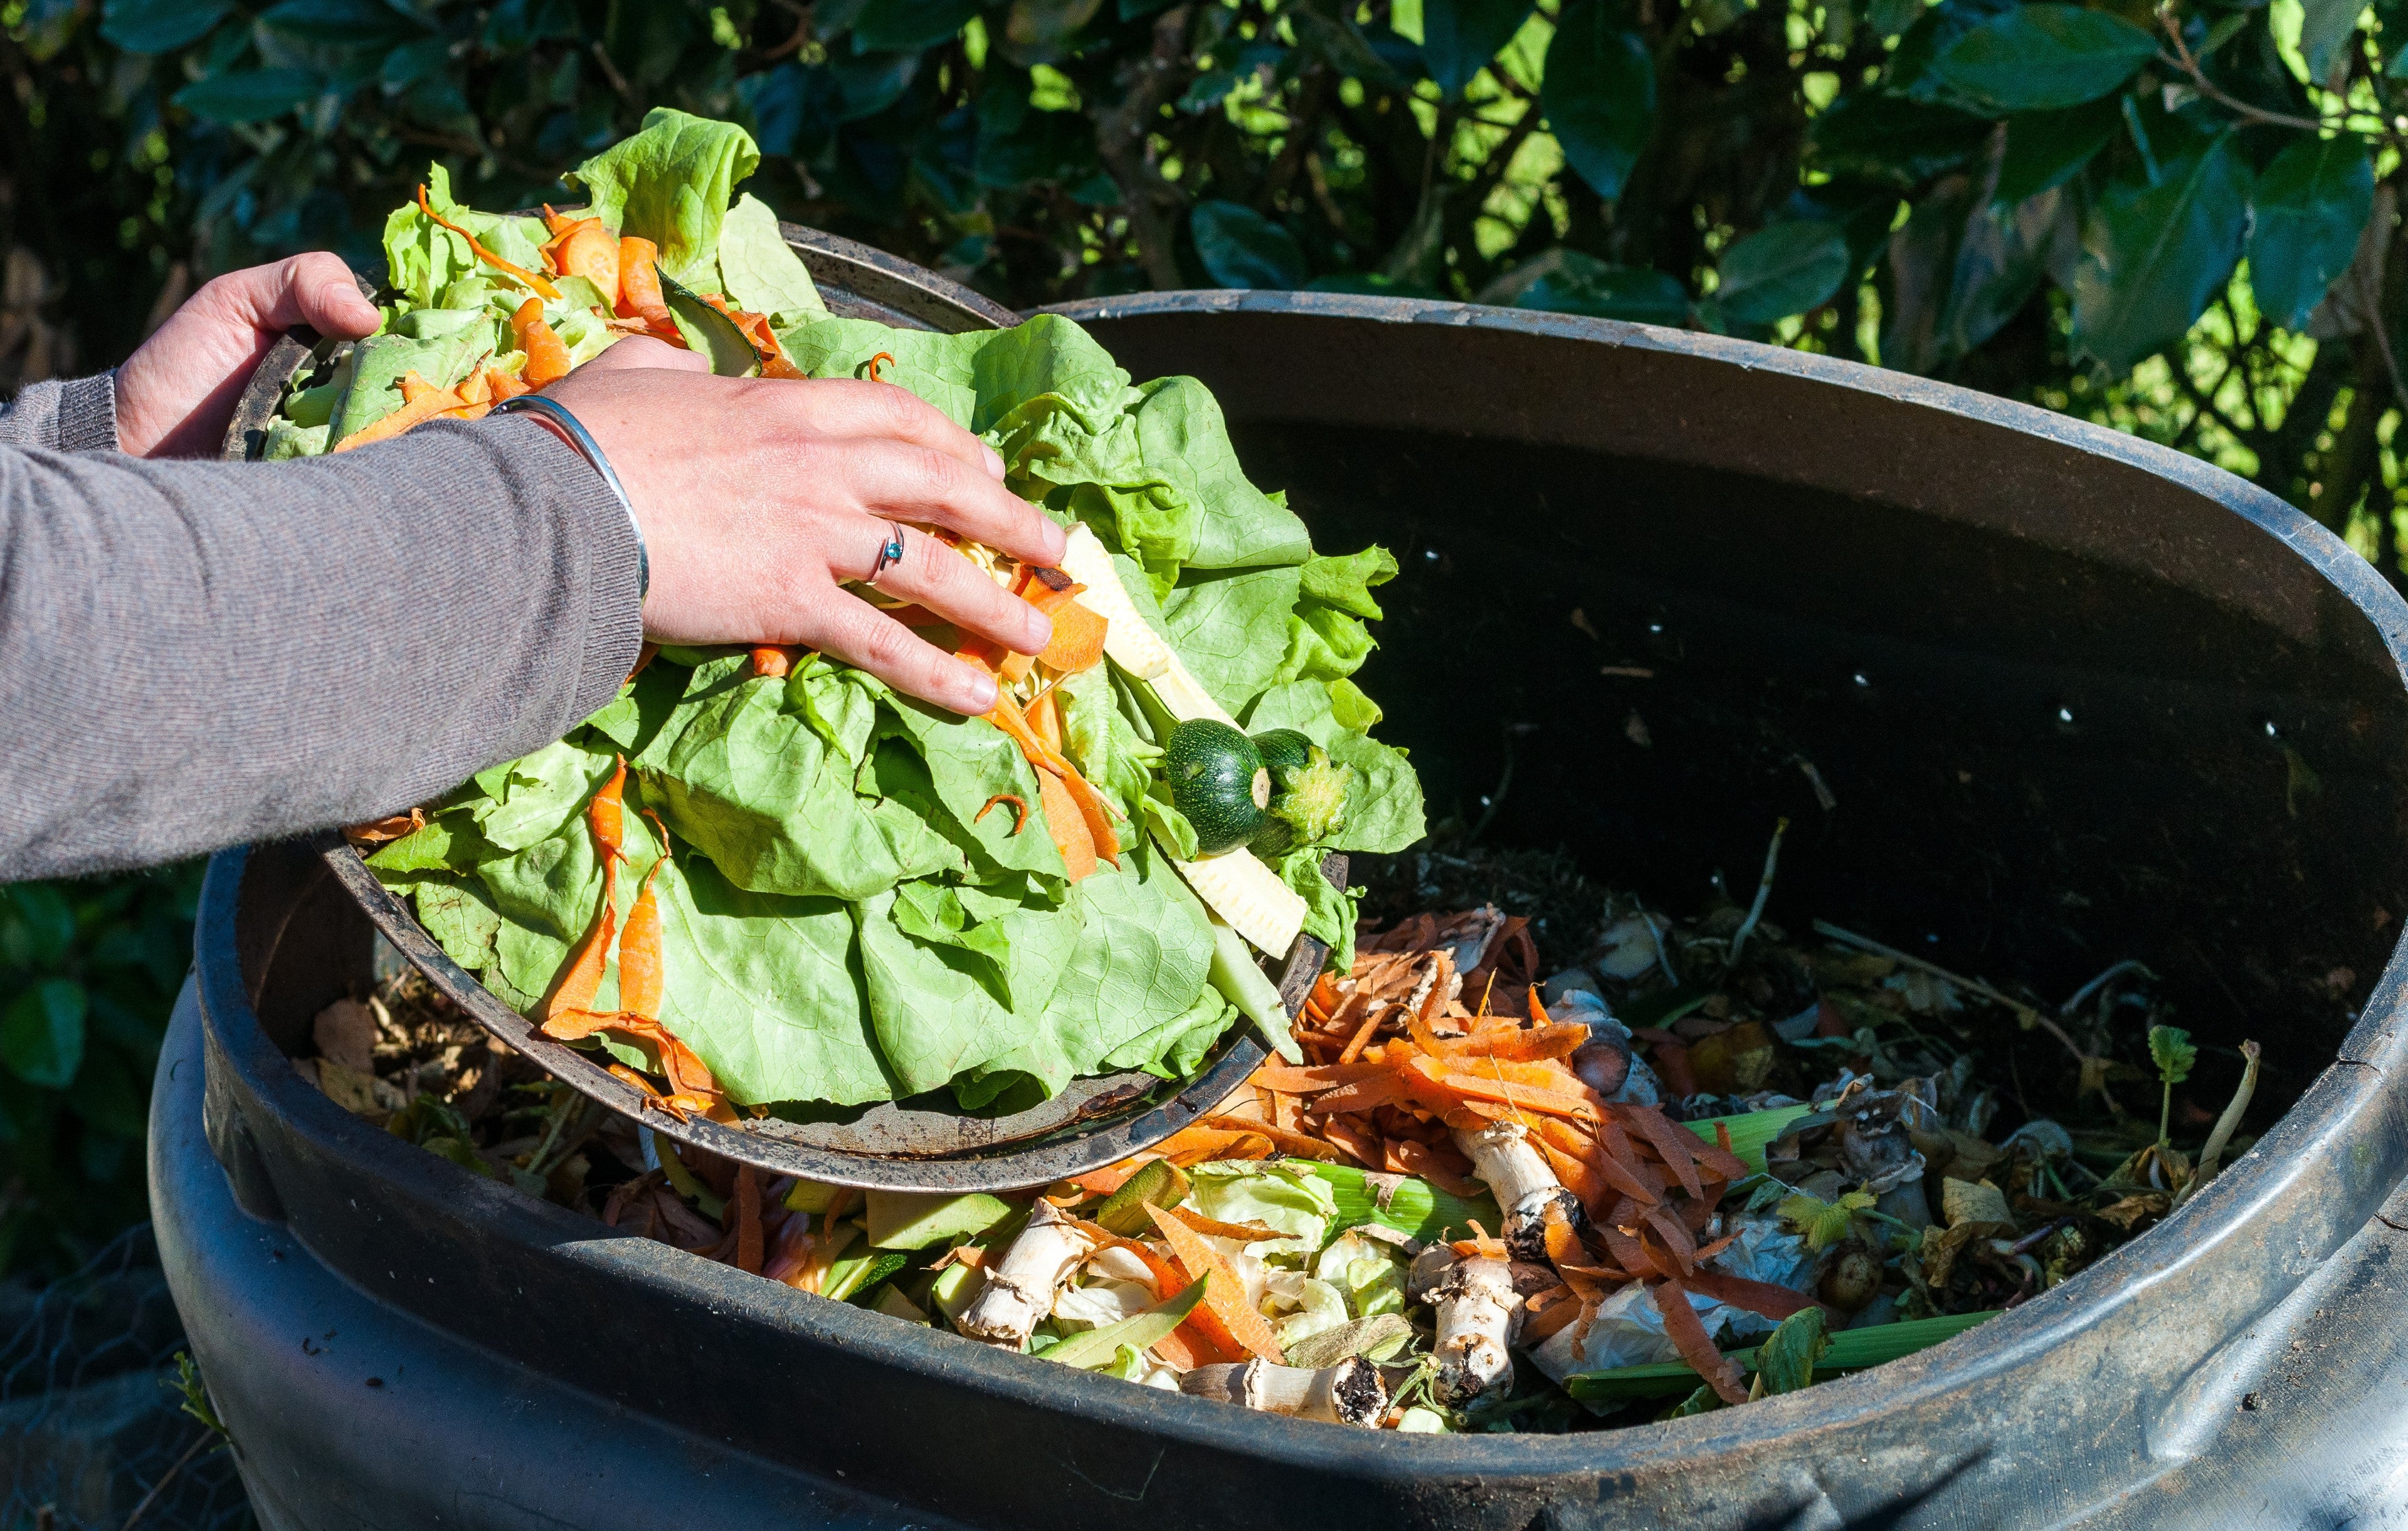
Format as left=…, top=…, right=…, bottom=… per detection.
left=156, top=292, right=2408, bottom=1530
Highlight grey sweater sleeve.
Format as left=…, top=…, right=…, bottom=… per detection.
left=0, top=388, right=643, bottom=881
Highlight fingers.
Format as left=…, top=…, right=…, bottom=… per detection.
left=285, top=254, right=383, bottom=338
left=836, top=436, right=1067, bottom=566
left=761, top=377, right=1008, bottom=483
left=805, top=591, right=1000, bottom=715
left=576, top=334, right=710, bottom=376
left=864, top=524, right=1052, bottom=655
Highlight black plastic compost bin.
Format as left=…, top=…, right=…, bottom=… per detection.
left=154, top=270, right=2408, bottom=1529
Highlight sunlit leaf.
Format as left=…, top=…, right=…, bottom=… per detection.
left=2071, top=137, right=2251, bottom=372
left=1927, top=3, right=2158, bottom=113
left=1714, top=220, right=1852, bottom=325
left=1542, top=1, right=1655, bottom=203
left=2247, top=134, right=2374, bottom=330
left=1190, top=201, right=1309, bottom=289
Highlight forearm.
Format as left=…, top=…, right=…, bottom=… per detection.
left=0, top=416, right=642, bottom=879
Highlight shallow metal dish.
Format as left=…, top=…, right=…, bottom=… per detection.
left=218, top=224, right=1331, bottom=1190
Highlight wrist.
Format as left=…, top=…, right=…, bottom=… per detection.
left=491, top=394, right=648, bottom=604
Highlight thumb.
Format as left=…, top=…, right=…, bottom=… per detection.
left=206, top=253, right=381, bottom=340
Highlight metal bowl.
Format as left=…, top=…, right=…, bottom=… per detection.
left=219, top=223, right=1329, bottom=1189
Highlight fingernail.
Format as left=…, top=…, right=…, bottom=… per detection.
left=982, top=444, right=1007, bottom=480
left=1044, top=520, right=1068, bottom=562
left=961, top=669, right=999, bottom=713
left=1023, top=611, right=1054, bottom=653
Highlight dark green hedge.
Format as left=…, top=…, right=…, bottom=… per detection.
left=4, top=0, right=2406, bottom=1274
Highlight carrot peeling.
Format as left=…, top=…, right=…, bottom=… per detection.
left=976, top=792, right=1030, bottom=835
left=417, top=184, right=560, bottom=299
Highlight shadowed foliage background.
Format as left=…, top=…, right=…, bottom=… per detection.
left=3, top=0, right=2405, bottom=1275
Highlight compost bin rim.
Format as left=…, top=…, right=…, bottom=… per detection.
left=1050, top=290, right=2408, bottom=687
left=191, top=290, right=2408, bottom=1475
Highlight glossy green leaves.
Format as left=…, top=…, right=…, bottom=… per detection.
left=1191, top=201, right=1310, bottom=290
left=1925, top=4, right=2158, bottom=113
left=1543, top=1, right=1656, bottom=203
left=2247, top=136, right=2374, bottom=331
left=2073, top=138, right=2251, bottom=373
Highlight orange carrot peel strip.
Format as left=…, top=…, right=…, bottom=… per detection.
left=417, top=184, right=559, bottom=299
left=1654, top=1278, right=1750, bottom=1404
left=613, top=236, right=684, bottom=342
left=510, top=297, right=573, bottom=388
left=333, top=373, right=467, bottom=452
left=1146, top=1204, right=1286, bottom=1362
left=866, top=350, right=895, bottom=382
left=976, top=793, right=1030, bottom=836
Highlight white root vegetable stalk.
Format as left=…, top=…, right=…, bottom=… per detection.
left=1408, top=1245, right=1524, bottom=1406
left=956, top=1200, right=1096, bottom=1349
left=1454, top=1120, right=1581, bottom=1261
left=1179, top=1357, right=1388, bottom=1426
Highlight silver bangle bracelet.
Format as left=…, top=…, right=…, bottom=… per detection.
left=492, top=393, right=648, bottom=600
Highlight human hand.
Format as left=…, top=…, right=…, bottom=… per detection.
left=114, top=254, right=383, bottom=459
left=539, top=357, right=1062, bottom=716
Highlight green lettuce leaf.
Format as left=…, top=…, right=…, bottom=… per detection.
left=568, top=107, right=761, bottom=285
left=380, top=162, right=546, bottom=311
left=719, top=193, right=826, bottom=323
left=1160, top=564, right=1306, bottom=716
left=654, top=848, right=889, bottom=1105
left=646, top=672, right=959, bottom=900
left=953, top=854, right=1216, bottom=1107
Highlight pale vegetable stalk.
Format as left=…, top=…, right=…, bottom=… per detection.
left=1408, top=1246, right=1523, bottom=1405
left=1208, top=917, right=1304, bottom=1063
left=2173, top=1039, right=2261, bottom=1208
left=957, top=1200, right=1096, bottom=1349
left=1453, top=1121, right=1580, bottom=1259
left=1178, top=1357, right=1388, bottom=1426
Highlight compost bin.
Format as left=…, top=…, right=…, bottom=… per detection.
left=153, top=250, right=2408, bottom=1528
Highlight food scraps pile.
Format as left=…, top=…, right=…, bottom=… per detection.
left=319, top=109, right=1423, bottom=1118
left=310, top=860, right=2264, bottom=1432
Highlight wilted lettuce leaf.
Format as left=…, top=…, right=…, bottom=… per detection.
left=648, top=672, right=958, bottom=899
left=953, top=853, right=1216, bottom=1106
left=568, top=108, right=761, bottom=285
left=1161, top=565, right=1306, bottom=715
left=653, top=849, right=889, bottom=1105
left=717, top=193, right=826, bottom=323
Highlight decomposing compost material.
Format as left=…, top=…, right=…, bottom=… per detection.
left=309, top=848, right=2267, bottom=1431
left=305, top=108, right=1424, bottom=1117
